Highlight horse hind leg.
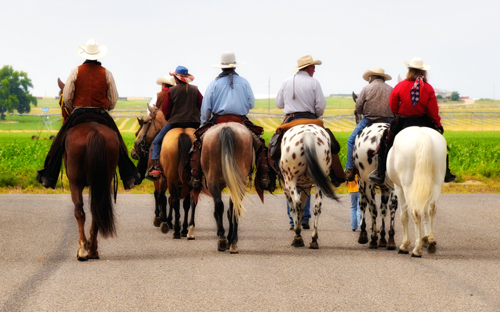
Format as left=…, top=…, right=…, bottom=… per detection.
left=227, top=200, right=239, bottom=254
left=410, top=209, right=423, bottom=257
left=153, top=190, right=161, bottom=227
left=181, top=196, right=190, bottom=238
left=309, top=190, right=322, bottom=249
left=423, top=201, right=437, bottom=254
left=88, top=220, right=99, bottom=259
left=72, top=186, right=89, bottom=261
left=387, top=194, right=398, bottom=250
left=186, top=195, right=196, bottom=240
left=213, top=193, right=227, bottom=252
left=377, top=192, right=390, bottom=248
left=288, top=192, right=304, bottom=248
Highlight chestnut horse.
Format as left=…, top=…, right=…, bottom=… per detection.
left=58, top=79, right=120, bottom=260
left=197, top=122, right=254, bottom=253
left=133, top=106, right=197, bottom=239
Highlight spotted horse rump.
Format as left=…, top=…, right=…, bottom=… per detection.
left=279, top=124, right=339, bottom=249
left=353, top=122, right=398, bottom=250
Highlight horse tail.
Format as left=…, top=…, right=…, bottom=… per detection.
left=177, top=132, right=192, bottom=178
left=407, top=131, right=434, bottom=216
left=220, top=126, right=246, bottom=221
left=86, top=130, right=116, bottom=238
left=303, top=132, right=338, bottom=200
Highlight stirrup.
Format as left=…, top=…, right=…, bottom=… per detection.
left=368, top=173, right=385, bottom=185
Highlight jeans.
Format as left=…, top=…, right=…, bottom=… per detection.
left=350, top=192, right=361, bottom=230
left=151, top=124, right=173, bottom=160
left=287, top=195, right=311, bottom=226
left=345, top=117, right=393, bottom=170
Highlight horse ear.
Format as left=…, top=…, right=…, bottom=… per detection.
left=148, top=104, right=155, bottom=114
left=137, top=117, right=143, bottom=126
left=352, top=91, right=358, bottom=103
left=57, top=78, right=65, bottom=91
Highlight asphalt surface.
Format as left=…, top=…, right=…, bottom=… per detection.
left=0, top=194, right=499, bottom=311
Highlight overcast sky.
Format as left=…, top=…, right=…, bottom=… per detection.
left=2, top=0, right=499, bottom=99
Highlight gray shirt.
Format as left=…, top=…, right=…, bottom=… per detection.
left=355, top=79, right=394, bottom=120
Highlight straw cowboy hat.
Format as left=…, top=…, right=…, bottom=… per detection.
left=362, top=67, right=392, bottom=81
left=77, top=38, right=107, bottom=60
left=293, top=55, right=322, bottom=71
left=156, top=76, right=176, bottom=86
left=169, top=66, right=194, bottom=83
left=212, top=51, right=246, bottom=68
left=404, top=57, right=431, bottom=71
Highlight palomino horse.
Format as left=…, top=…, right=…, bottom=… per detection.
left=279, top=124, right=338, bottom=249
left=387, top=126, right=447, bottom=257
left=133, top=106, right=197, bottom=239
left=198, top=122, right=254, bottom=253
left=57, top=79, right=120, bottom=260
left=352, top=123, right=398, bottom=250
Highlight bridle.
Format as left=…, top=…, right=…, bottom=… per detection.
left=137, top=108, right=162, bottom=154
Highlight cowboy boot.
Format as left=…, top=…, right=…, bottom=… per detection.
left=368, top=140, right=388, bottom=185
left=256, top=145, right=272, bottom=191
left=444, top=154, right=457, bottom=183
left=146, top=159, right=161, bottom=181
left=329, top=154, right=345, bottom=187
left=189, top=140, right=202, bottom=190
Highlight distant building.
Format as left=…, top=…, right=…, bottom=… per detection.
left=434, top=88, right=452, bottom=98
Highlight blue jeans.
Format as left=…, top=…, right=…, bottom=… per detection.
left=287, top=195, right=311, bottom=226
left=350, top=192, right=361, bottom=230
left=345, top=117, right=393, bottom=170
left=151, top=124, right=173, bottom=160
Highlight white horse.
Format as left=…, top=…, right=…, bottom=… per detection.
left=279, top=124, right=338, bottom=249
left=387, top=126, right=447, bottom=257
left=353, top=122, right=398, bottom=250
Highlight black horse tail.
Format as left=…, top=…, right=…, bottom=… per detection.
left=177, top=132, right=192, bottom=179
left=86, top=130, right=116, bottom=238
left=303, top=132, right=338, bottom=201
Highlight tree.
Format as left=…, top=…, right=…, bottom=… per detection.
left=450, top=91, right=460, bottom=101
left=0, top=65, right=37, bottom=120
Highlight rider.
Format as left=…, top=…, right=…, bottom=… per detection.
left=188, top=51, right=275, bottom=193
left=146, top=66, right=202, bottom=181
left=273, top=55, right=345, bottom=186
left=131, top=75, right=176, bottom=182
left=36, top=38, right=139, bottom=190
left=369, top=57, right=457, bottom=184
left=344, top=67, right=394, bottom=181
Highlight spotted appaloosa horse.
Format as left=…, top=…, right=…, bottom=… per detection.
left=352, top=122, right=398, bottom=250
left=387, top=126, right=447, bottom=257
left=280, top=124, right=338, bottom=249
left=199, top=122, right=254, bottom=254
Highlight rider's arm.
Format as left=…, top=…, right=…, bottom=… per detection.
left=314, top=80, right=326, bottom=117
left=161, top=92, right=173, bottom=120
left=106, top=70, right=118, bottom=111
left=63, top=68, right=78, bottom=111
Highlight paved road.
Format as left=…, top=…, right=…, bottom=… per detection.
left=1, top=194, right=499, bottom=311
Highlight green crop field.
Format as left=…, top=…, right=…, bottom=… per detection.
left=0, top=97, right=499, bottom=193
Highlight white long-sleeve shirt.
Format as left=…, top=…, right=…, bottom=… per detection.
left=275, top=71, right=326, bottom=117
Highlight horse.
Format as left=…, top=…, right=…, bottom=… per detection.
left=352, top=122, right=398, bottom=249
left=386, top=126, right=447, bottom=257
left=279, top=124, right=338, bottom=249
left=198, top=122, right=254, bottom=253
left=57, top=79, right=120, bottom=261
left=133, top=106, right=197, bottom=239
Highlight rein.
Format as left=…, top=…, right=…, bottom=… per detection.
left=138, top=109, right=162, bottom=153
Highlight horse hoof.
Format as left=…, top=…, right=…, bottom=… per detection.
left=89, top=253, right=99, bottom=260
left=230, top=244, right=239, bottom=254
left=173, top=234, right=181, bottom=239
left=358, top=232, right=368, bottom=244
left=427, top=242, right=436, bottom=254
left=77, top=256, right=88, bottom=262
left=369, top=241, right=378, bottom=249
left=160, top=223, right=170, bottom=234
left=292, top=237, right=305, bottom=247
left=153, top=218, right=161, bottom=227
left=309, top=241, right=319, bottom=249
left=187, top=237, right=195, bottom=240
left=398, top=249, right=409, bottom=254
left=378, top=239, right=387, bottom=248
left=411, top=252, right=422, bottom=258
left=218, top=239, right=228, bottom=251
left=386, top=244, right=397, bottom=251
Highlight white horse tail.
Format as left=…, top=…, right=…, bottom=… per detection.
left=303, top=132, right=338, bottom=200
left=220, top=126, right=246, bottom=221
left=407, top=131, right=434, bottom=216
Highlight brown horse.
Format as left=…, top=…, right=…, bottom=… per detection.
left=197, top=122, right=254, bottom=253
left=57, top=79, right=120, bottom=261
left=133, top=106, right=197, bottom=239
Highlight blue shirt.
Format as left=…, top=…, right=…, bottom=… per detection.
left=200, top=74, right=255, bottom=124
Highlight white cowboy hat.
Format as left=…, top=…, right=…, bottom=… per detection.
left=77, top=38, right=108, bottom=60
left=156, top=76, right=176, bottom=86
left=293, top=55, right=322, bottom=71
left=362, top=67, right=392, bottom=81
left=212, top=51, right=246, bottom=68
left=404, top=57, right=431, bottom=71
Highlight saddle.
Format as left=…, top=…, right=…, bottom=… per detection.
left=194, top=114, right=264, bottom=139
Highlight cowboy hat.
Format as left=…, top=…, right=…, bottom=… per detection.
left=77, top=38, right=107, bottom=60
left=169, top=66, right=194, bottom=83
left=156, top=76, right=176, bottom=86
left=293, top=55, right=322, bottom=71
left=212, top=51, right=246, bottom=68
left=404, top=57, right=431, bottom=71
left=362, top=67, right=392, bottom=81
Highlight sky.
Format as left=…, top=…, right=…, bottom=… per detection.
left=2, top=0, right=500, bottom=100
